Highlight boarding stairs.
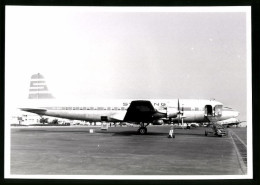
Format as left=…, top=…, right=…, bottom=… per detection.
left=206, top=115, right=219, bottom=124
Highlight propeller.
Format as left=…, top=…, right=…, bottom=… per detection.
left=177, top=99, right=184, bottom=126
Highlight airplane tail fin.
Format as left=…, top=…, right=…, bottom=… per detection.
left=28, top=73, right=55, bottom=99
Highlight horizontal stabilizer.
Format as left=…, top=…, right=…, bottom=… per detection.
left=19, top=108, right=47, bottom=115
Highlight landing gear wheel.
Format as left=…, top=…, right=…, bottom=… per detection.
left=138, top=127, right=147, bottom=135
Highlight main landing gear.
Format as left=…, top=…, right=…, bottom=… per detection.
left=137, top=122, right=149, bottom=135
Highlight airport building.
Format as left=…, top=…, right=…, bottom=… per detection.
left=11, top=113, right=40, bottom=125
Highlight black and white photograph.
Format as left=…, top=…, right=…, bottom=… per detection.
left=4, top=6, right=252, bottom=179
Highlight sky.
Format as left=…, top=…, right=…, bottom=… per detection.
left=5, top=6, right=251, bottom=121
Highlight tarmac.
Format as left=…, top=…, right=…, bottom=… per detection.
left=10, top=125, right=247, bottom=176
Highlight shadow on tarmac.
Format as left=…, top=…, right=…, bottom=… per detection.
left=17, top=129, right=168, bottom=136
left=16, top=128, right=206, bottom=137
left=99, top=131, right=167, bottom=136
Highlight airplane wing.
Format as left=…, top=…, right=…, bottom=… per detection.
left=217, top=117, right=246, bottom=126
left=223, top=121, right=246, bottom=126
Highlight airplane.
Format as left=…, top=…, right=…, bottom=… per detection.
left=19, top=73, right=240, bottom=135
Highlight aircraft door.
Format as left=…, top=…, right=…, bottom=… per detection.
left=214, top=105, right=223, bottom=116
left=204, top=105, right=213, bottom=116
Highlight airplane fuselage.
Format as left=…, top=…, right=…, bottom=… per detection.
left=20, top=99, right=239, bottom=124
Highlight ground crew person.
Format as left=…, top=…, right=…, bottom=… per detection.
left=168, top=126, right=175, bottom=138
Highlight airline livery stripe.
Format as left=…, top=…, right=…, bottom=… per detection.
left=38, top=106, right=206, bottom=111
left=30, top=81, right=48, bottom=91
left=29, top=89, right=49, bottom=92
left=28, top=93, right=54, bottom=99
left=30, top=86, right=46, bottom=89
left=29, top=91, right=50, bottom=93
left=30, top=80, right=46, bottom=82
left=30, top=81, right=46, bottom=85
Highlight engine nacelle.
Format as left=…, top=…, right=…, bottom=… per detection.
left=153, top=119, right=164, bottom=125
left=167, top=107, right=178, bottom=118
